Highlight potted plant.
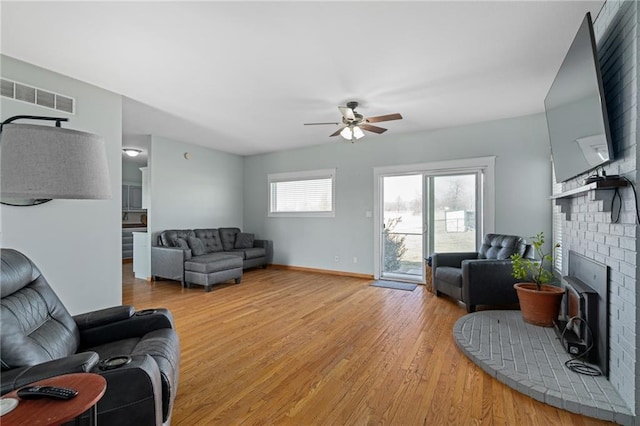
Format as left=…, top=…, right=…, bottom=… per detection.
left=511, top=232, right=564, bottom=327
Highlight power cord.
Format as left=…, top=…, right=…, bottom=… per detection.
left=621, top=176, right=640, bottom=225
left=560, top=316, right=602, bottom=376
left=611, top=187, right=621, bottom=223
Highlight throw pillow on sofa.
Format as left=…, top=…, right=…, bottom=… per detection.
left=235, top=232, right=255, bottom=249
left=174, top=237, right=190, bottom=251
left=187, top=236, right=207, bottom=256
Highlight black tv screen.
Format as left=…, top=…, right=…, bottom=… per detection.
left=545, top=12, right=613, bottom=183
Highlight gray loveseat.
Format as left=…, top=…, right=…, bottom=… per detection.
left=151, top=227, right=273, bottom=291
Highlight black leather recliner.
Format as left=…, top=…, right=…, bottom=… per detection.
left=431, top=234, right=536, bottom=313
left=0, top=248, right=180, bottom=425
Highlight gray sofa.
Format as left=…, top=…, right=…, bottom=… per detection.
left=151, top=227, right=273, bottom=291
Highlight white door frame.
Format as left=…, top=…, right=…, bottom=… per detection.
left=373, top=156, right=496, bottom=280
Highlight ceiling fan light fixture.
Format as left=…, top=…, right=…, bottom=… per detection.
left=352, top=126, right=365, bottom=140
left=340, top=126, right=353, bottom=141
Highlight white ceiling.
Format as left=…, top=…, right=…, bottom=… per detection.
left=2, top=1, right=605, bottom=156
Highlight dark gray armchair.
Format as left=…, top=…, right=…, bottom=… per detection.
left=431, top=234, right=535, bottom=313
left=0, top=249, right=180, bottom=425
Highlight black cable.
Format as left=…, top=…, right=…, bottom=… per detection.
left=560, top=316, right=602, bottom=376
left=621, top=177, right=640, bottom=225
left=611, top=187, right=621, bottom=223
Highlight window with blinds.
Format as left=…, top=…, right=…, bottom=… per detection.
left=551, top=162, right=563, bottom=274
left=268, top=169, right=335, bottom=217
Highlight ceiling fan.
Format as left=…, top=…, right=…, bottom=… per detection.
left=304, top=101, right=403, bottom=141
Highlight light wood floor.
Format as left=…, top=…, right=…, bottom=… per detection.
left=123, top=265, right=612, bottom=425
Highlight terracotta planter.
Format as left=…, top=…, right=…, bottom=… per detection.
left=513, top=283, right=565, bottom=327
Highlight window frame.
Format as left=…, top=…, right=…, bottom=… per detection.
left=267, top=168, right=336, bottom=218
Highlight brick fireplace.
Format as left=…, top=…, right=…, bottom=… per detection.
left=557, top=0, right=639, bottom=415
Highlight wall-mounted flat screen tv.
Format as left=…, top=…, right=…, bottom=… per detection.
left=545, top=12, right=613, bottom=183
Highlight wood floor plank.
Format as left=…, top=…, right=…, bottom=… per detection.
left=123, top=265, right=614, bottom=425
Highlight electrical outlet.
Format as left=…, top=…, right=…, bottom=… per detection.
left=334, top=256, right=339, bottom=262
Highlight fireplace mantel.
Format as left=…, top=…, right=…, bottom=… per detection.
left=549, top=179, right=628, bottom=219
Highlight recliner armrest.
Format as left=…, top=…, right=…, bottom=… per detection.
left=73, top=305, right=135, bottom=330
left=1, top=351, right=100, bottom=395
left=78, top=308, right=176, bottom=349
left=432, top=252, right=478, bottom=269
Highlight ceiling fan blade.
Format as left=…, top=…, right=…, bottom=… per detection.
left=360, top=124, right=387, bottom=134
left=365, top=113, right=403, bottom=123
left=304, top=122, right=340, bottom=126
left=330, top=126, right=346, bottom=137
left=338, top=106, right=356, bottom=121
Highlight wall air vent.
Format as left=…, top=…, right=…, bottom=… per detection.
left=0, top=78, right=75, bottom=114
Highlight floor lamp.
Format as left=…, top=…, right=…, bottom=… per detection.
left=0, top=115, right=111, bottom=206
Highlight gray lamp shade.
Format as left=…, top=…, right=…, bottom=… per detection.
left=1, top=123, right=112, bottom=199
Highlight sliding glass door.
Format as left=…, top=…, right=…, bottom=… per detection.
left=429, top=173, right=478, bottom=254
left=377, top=165, right=485, bottom=283
left=381, top=174, right=424, bottom=281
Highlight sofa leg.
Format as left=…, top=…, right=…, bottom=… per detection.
left=435, top=290, right=442, bottom=297
left=466, top=304, right=476, bottom=313
left=205, top=285, right=212, bottom=292
left=235, top=277, right=241, bottom=284
left=262, top=264, right=267, bottom=269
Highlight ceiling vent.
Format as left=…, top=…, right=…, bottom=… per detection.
left=0, top=78, right=75, bottom=114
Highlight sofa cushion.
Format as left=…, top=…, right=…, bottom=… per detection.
left=435, top=266, right=463, bottom=288
left=195, top=229, right=223, bottom=253
left=160, top=230, right=195, bottom=247
left=219, top=228, right=241, bottom=251
left=477, top=234, right=525, bottom=260
left=234, top=233, right=255, bottom=249
left=184, top=254, right=243, bottom=274
left=187, top=237, right=207, bottom=256
left=230, top=247, right=266, bottom=260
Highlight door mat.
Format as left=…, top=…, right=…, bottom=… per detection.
left=370, top=280, right=418, bottom=291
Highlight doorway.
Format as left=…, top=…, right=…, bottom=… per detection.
left=374, top=157, right=495, bottom=283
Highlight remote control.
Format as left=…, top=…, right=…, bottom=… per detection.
left=17, top=385, right=78, bottom=400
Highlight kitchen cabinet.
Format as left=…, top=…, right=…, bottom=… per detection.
left=122, top=184, right=144, bottom=211
left=122, top=230, right=133, bottom=259
left=122, top=227, right=146, bottom=259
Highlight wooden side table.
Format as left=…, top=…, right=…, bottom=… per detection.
left=1, top=373, right=106, bottom=426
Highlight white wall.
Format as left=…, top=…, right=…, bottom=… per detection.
left=122, top=158, right=143, bottom=185
left=148, top=135, right=244, bottom=244
left=0, top=55, right=122, bottom=314
left=244, top=112, right=552, bottom=275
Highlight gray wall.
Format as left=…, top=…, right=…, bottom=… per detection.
left=148, top=135, right=244, bottom=243
left=0, top=55, right=122, bottom=314
left=244, top=112, right=552, bottom=274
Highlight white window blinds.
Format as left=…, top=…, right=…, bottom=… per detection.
left=268, top=169, right=335, bottom=217
left=551, top=162, right=563, bottom=274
